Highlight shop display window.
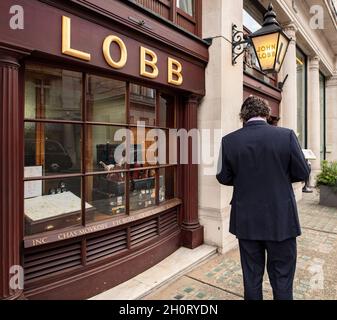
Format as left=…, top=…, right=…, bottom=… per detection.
left=24, top=64, right=178, bottom=236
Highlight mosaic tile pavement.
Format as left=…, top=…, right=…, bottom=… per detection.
left=144, top=191, right=337, bottom=300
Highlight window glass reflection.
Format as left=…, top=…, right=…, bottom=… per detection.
left=86, top=125, right=126, bottom=173
left=177, top=0, right=194, bottom=16
left=130, top=84, right=156, bottom=126
left=24, top=122, right=82, bottom=176
left=159, top=167, right=176, bottom=203
left=87, top=75, right=126, bottom=124
left=25, top=64, right=82, bottom=121
left=243, top=8, right=262, bottom=33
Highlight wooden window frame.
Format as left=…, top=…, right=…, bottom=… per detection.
left=134, top=0, right=202, bottom=37
left=176, top=0, right=196, bottom=20
left=23, top=62, right=179, bottom=239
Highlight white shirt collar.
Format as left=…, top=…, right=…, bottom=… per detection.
left=247, top=117, right=267, bottom=123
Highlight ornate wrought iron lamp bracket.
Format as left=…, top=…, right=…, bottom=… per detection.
left=232, top=24, right=250, bottom=65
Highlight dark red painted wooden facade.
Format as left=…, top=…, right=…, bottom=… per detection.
left=0, top=0, right=208, bottom=300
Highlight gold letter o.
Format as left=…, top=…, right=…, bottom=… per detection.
left=103, top=35, right=128, bottom=69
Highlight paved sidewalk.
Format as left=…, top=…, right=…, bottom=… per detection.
left=144, top=191, right=337, bottom=300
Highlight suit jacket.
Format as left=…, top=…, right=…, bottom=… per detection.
left=216, top=121, right=310, bottom=241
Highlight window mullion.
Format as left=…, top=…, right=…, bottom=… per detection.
left=155, top=169, right=160, bottom=206
left=126, top=82, right=131, bottom=215
left=82, top=73, right=88, bottom=227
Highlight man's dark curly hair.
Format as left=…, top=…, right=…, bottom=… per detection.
left=239, top=96, right=271, bottom=123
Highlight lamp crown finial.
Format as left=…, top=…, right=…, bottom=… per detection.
left=263, top=2, right=280, bottom=27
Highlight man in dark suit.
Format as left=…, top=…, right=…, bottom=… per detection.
left=216, top=96, right=310, bottom=300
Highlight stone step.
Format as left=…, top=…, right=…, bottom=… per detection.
left=89, top=244, right=217, bottom=300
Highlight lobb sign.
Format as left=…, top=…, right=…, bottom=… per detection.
left=0, top=0, right=206, bottom=94
left=62, top=16, right=183, bottom=86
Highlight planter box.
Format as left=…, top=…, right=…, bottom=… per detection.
left=319, top=185, right=337, bottom=208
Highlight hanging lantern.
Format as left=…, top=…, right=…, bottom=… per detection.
left=250, top=3, right=291, bottom=73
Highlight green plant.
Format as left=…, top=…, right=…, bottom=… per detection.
left=317, top=161, right=337, bottom=192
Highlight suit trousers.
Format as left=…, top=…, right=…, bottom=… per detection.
left=238, top=238, right=297, bottom=300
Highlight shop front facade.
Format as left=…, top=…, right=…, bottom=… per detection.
left=0, top=0, right=208, bottom=299
left=199, top=0, right=337, bottom=253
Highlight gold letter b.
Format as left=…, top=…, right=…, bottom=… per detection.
left=140, top=47, right=159, bottom=79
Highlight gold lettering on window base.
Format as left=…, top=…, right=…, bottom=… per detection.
left=26, top=200, right=181, bottom=248
left=168, top=57, right=183, bottom=86
left=57, top=223, right=109, bottom=241
left=32, top=237, right=48, bottom=246
left=103, top=35, right=128, bottom=69
left=62, top=16, right=91, bottom=61
left=140, top=46, right=159, bottom=79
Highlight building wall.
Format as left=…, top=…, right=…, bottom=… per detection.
left=0, top=0, right=209, bottom=300
left=199, top=0, right=243, bottom=253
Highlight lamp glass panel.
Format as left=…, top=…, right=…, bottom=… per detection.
left=252, top=32, right=279, bottom=71
left=275, top=33, right=290, bottom=72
